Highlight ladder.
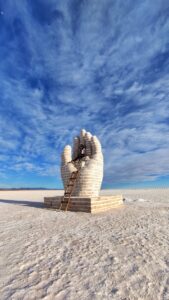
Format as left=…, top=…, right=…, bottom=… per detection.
left=60, top=170, right=79, bottom=211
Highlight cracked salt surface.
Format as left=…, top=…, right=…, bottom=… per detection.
left=0, top=189, right=169, bottom=300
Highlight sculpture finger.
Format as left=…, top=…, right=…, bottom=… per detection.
left=85, top=132, right=92, bottom=157
left=72, top=136, right=80, bottom=160
left=91, top=136, right=102, bottom=156
left=61, top=145, right=72, bottom=164
left=80, top=129, right=86, bottom=145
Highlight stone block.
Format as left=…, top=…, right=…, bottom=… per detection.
left=44, top=195, right=123, bottom=213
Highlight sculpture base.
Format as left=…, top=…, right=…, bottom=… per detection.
left=44, top=195, right=123, bottom=213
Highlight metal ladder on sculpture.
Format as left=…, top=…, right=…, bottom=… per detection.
left=60, top=170, right=79, bottom=211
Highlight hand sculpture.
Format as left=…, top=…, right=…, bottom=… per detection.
left=61, top=129, right=103, bottom=197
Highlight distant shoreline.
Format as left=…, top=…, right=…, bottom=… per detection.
left=0, top=187, right=169, bottom=191
left=0, top=188, right=62, bottom=191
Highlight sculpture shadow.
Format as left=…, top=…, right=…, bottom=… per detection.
left=0, top=199, right=44, bottom=209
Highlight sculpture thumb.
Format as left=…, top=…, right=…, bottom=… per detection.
left=61, top=145, right=72, bottom=164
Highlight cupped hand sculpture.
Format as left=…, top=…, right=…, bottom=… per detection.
left=61, top=129, right=103, bottom=197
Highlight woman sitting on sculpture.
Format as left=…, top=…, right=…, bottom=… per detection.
left=72, top=144, right=86, bottom=162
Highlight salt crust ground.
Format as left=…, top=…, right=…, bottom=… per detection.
left=0, top=189, right=169, bottom=300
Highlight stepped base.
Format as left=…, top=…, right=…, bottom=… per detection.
left=44, top=195, right=123, bottom=213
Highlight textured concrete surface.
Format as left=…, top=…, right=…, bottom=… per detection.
left=44, top=195, right=123, bottom=213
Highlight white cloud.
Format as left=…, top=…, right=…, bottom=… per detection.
left=0, top=0, right=169, bottom=186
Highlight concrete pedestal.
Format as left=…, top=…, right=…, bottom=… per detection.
left=44, top=195, right=123, bottom=213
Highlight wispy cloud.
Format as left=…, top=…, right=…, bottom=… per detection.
left=0, top=0, right=169, bottom=187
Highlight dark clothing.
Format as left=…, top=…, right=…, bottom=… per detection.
left=72, top=153, right=85, bottom=162
left=72, top=144, right=86, bottom=162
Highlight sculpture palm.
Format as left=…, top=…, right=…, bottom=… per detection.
left=61, top=129, right=103, bottom=197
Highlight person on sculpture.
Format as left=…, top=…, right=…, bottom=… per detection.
left=61, top=129, right=103, bottom=197
left=72, top=144, right=86, bottom=162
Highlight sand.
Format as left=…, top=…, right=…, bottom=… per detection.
left=0, top=189, right=169, bottom=300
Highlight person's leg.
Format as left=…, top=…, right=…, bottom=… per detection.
left=71, top=154, right=85, bottom=162
left=72, top=156, right=79, bottom=162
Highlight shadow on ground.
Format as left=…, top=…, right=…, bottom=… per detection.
left=0, top=199, right=44, bottom=208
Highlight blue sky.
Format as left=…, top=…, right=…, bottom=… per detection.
left=0, top=0, right=169, bottom=189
